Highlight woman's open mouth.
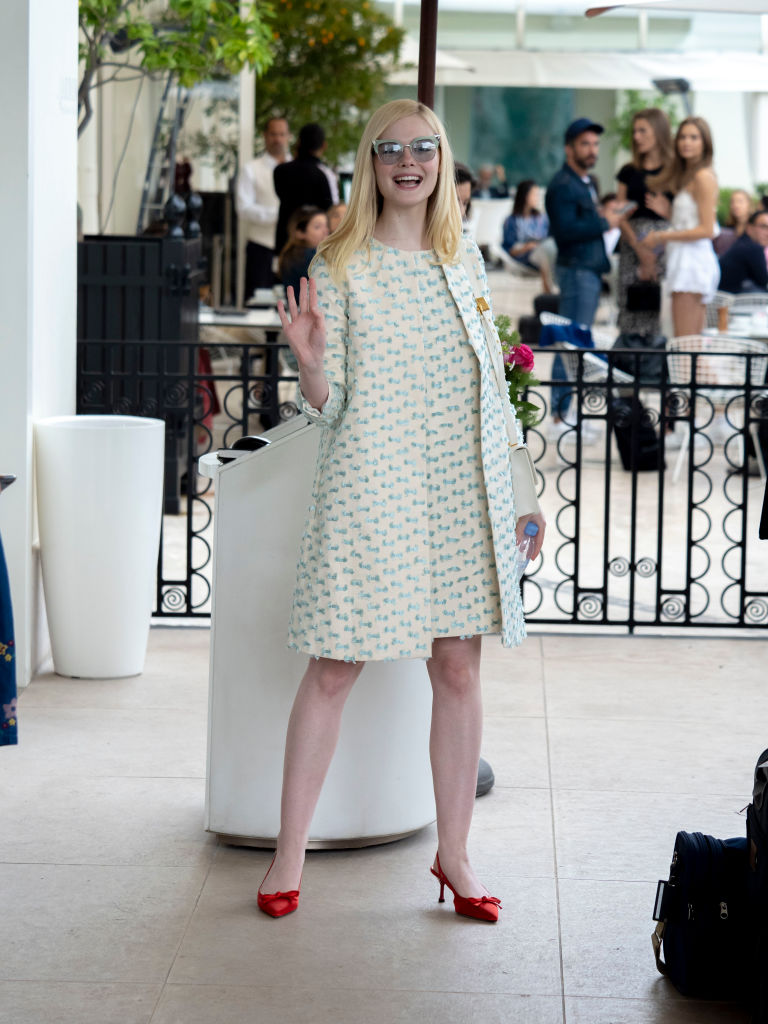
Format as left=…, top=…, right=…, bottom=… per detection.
left=393, top=175, right=423, bottom=189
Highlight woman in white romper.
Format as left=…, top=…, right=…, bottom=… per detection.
left=642, top=117, right=720, bottom=337
left=259, top=100, right=546, bottom=923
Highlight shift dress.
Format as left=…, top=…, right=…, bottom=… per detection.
left=287, top=239, right=525, bottom=662
left=665, top=190, right=720, bottom=303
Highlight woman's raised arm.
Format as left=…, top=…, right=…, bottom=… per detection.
left=277, top=276, right=329, bottom=412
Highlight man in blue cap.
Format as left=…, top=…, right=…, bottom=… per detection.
left=546, top=118, right=621, bottom=328
left=544, top=118, right=622, bottom=427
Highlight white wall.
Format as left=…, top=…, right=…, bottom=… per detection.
left=0, top=0, right=78, bottom=687
left=695, top=91, right=754, bottom=191
left=78, top=67, right=164, bottom=235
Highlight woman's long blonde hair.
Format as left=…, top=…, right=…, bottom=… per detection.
left=647, top=116, right=714, bottom=194
left=313, top=100, right=462, bottom=285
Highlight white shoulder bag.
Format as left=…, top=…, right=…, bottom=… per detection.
left=460, top=251, right=541, bottom=518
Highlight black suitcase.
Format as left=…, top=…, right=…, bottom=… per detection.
left=747, top=749, right=768, bottom=1021
left=517, top=314, right=541, bottom=347
left=652, top=831, right=751, bottom=1000
left=610, top=396, right=664, bottom=473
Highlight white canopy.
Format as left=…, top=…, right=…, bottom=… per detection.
left=388, top=47, right=768, bottom=92
left=587, top=0, right=767, bottom=14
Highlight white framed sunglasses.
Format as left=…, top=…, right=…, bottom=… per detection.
left=371, top=135, right=441, bottom=165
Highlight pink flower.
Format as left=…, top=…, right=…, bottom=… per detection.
left=504, top=343, right=535, bottom=373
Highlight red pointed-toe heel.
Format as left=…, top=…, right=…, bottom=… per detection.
left=257, top=855, right=301, bottom=919
left=430, top=853, right=501, bottom=923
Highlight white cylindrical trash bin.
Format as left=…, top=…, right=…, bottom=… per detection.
left=35, top=415, right=165, bottom=678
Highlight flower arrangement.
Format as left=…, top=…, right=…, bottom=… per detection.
left=494, top=314, right=540, bottom=428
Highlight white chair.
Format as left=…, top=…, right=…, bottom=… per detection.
left=730, top=293, right=768, bottom=315
left=468, top=197, right=513, bottom=250
left=705, top=291, right=734, bottom=330
left=666, top=334, right=768, bottom=483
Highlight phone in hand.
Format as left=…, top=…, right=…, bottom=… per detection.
left=614, top=201, right=638, bottom=216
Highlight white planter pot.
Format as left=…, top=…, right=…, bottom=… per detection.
left=35, top=415, right=165, bottom=678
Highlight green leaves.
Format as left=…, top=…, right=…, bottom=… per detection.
left=495, top=314, right=542, bottom=430
left=78, top=0, right=275, bottom=135
left=253, top=0, right=404, bottom=164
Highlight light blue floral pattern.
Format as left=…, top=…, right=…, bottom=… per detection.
left=288, top=237, right=526, bottom=661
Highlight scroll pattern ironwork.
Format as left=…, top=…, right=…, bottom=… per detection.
left=77, top=337, right=299, bottom=618
left=75, top=342, right=768, bottom=630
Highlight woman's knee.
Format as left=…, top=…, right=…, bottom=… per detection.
left=303, top=657, right=363, bottom=701
left=429, top=638, right=481, bottom=698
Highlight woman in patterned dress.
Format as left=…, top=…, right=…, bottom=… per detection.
left=260, top=100, right=545, bottom=922
left=615, top=108, right=674, bottom=341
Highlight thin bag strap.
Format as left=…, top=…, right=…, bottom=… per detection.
left=652, top=921, right=668, bottom=978
left=459, top=250, right=521, bottom=451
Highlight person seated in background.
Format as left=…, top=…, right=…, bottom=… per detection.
left=472, top=164, right=508, bottom=198
left=327, top=202, right=347, bottom=234
left=455, top=163, right=476, bottom=223
left=278, top=205, right=329, bottom=299
left=727, top=188, right=754, bottom=235
left=714, top=188, right=755, bottom=257
left=501, top=180, right=553, bottom=291
left=718, top=209, right=768, bottom=293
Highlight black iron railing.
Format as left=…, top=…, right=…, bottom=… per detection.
left=76, top=341, right=768, bottom=630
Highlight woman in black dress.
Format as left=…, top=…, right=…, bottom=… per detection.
left=615, top=108, right=674, bottom=341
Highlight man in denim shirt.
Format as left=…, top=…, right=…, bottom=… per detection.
left=545, top=119, right=621, bottom=422
left=546, top=118, right=621, bottom=327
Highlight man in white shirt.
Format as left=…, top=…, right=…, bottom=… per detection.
left=236, top=117, right=290, bottom=298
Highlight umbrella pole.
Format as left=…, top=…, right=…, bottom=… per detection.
left=417, top=0, right=438, bottom=109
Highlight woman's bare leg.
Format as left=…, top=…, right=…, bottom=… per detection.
left=427, top=634, right=488, bottom=899
left=265, top=657, right=364, bottom=893
left=672, top=292, right=706, bottom=337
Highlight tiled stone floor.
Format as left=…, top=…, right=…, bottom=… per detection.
left=2, top=626, right=763, bottom=1023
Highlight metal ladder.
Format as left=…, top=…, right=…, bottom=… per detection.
left=136, top=74, right=190, bottom=235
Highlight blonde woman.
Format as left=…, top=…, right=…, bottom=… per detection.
left=643, top=117, right=720, bottom=336
left=262, top=99, right=545, bottom=922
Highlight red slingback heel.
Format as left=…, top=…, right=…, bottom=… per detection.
left=257, top=855, right=301, bottom=918
left=430, top=853, right=501, bottom=923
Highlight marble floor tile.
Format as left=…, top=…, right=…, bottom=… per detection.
left=10, top=622, right=764, bottom=1024
left=0, top=981, right=163, bottom=1024
left=8, top=707, right=207, bottom=779
left=546, top=716, right=762, bottom=796
left=470, top=785, right=556, bottom=879
left=481, top=715, right=550, bottom=790
left=20, top=669, right=209, bottom=712
left=565, top=995, right=750, bottom=1023
left=151, top=985, right=566, bottom=1024
left=558, top=878, right=684, bottom=1002
left=542, top=650, right=767, bottom=723
left=481, top=665, right=545, bottom=718
left=0, top=775, right=217, bottom=867
left=541, top=634, right=765, bottom=668
left=21, top=627, right=210, bottom=711
left=0, top=864, right=207, bottom=984
left=169, top=852, right=562, bottom=996
left=553, top=789, right=747, bottom=883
